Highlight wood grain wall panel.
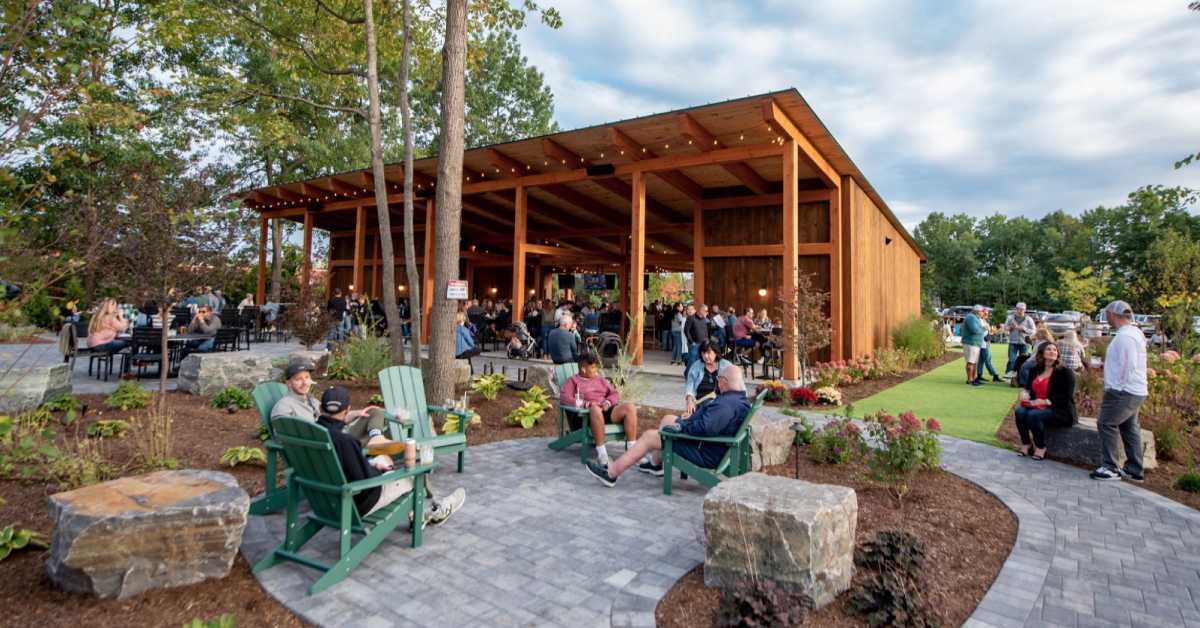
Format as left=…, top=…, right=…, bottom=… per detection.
left=797, top=202, right=830, bottom=243
left=703, top=206, right=783, bottom=246
left=703, top=257, right=782, bottom=313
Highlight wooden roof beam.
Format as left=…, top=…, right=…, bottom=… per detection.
left=762, top=98, right=839, bottom=188
left=676, top=113, right=770, bottom=194
left=310, top=177, right=360, bottom=197
left=608, top=127, right=704, bottom=200
left=488, top=148, right=619, bottom=228
left=539, top=138, right=686, bottom=223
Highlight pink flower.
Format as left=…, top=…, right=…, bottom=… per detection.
left=1147, top=368, right=1157, bottom=379
left=1161, top=350, right=1180, bottom=364
left=899, top=412, right=921, bottom=434
left=926, top=418, right=941, bottom=432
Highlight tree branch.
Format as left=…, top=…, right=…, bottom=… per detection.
left=243, top=88, right=365, bottom=118
left=222, top=1, right=367, bottom=78
left=314, top=0, right=364, bottom=24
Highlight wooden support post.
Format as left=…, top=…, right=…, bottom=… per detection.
left=782, top=140, right=800, bottom=381
left=512, top=186, right=527, bottom=316
left=841, top=176, right=855, bottom=359
left=692, top=201, right=704, bottom=304
left=352, top=206, right=366, bottom=295
left=630, top=172, right=647, bottom=364
left=301, top=210, right=313, bottom=297
left=829, top=182, right=844, bottom=361
left=422, top=199, right=435, bottom=342
left=532, top=264, right=542, bottom=302
left=256, top=217, right=268, bottom=304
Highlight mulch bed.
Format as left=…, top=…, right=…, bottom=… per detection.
left=656, top=445, right=1018, bottom=627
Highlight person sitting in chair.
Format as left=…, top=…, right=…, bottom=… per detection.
left=181, top=305, right=221, bottom=356
left=586, top=365, right=750, bottom=486
left=271, top=361, right=395, bottom=451
left=317, top=386, right=465, bottom=523
left=559, top=353, right=638, bottom=466
left=684, top=341, right=732, bottom=416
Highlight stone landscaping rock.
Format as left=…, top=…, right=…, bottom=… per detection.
left=524, top=364, right=555, bottom=394
left=750, top=411, right=796, bottom=471
left=46, top=469, right=249, bottom=599
left=287, top=349, right=329, bottom=376
left=0, top=364, right=71, bottom=412
left=1045, top=417, right=1157, bottom=470
left=704, top=472, right=856, bottom=608
left=177, top=352, right=275, bottom=396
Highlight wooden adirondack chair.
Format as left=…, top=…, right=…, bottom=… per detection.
left=661, top=390, right=767, bottom=495
left=250, top=382, right=289, bottom=516
left=546, top=362, right=627, bottom=464
left=253, top=417, right=432, bottom=595
left=377, top=366, right=469, bottom=473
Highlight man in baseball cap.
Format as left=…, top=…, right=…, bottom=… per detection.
left=269, top=359, right=391, bottom=450
left=1090, top=300, right=1148, bottom=481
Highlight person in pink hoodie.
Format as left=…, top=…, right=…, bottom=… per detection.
left=559, top=353, right=638, bottom=465
left=86, top=299, right=129, bottom=353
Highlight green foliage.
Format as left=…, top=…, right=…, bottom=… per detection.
left=367, top=393, right=385, bottom=406
left=848, top=530, right=938, bottom=628
left=18, top=408, right=53, bottom=429
left=87, top=420, right=130, bottom=439
left=0, top=324, right=40, bottom=341
left=211, top=387, right=254, bottom=410
left=602, top=315, right=651, bottom=403
left=1049, top=266, right=1110, bottom=314
left=182, top=614, right=236, bottom=628
left=41, top=394, right=79, bottom=413
left=0, top=415, right=117, bottom=489
left=326, top=332, right=391, bottom=384
left=441, top=409, right=481, bottom=434
left=808, top=418, right=865, bottom=465
left=791, top=415, right=816, bottom=446
left=21, top=291, right=56, bottom=329
left=891, top=317, right=945, bottom=362
left=717, top=580, right=812, bottom=628
left=1153, top=421, right=1188, bottom=463
left=1175, top=471, right=1200, bottom=494
left=469, top=373, right=506, bottom=401
left=503, top=385, right=553, bottom=429
left=256, top=424, right=270, bottom=442
left=862, top=412, right=942, bottom=501
left=220, top=447, right=266, bottom=467
left=0, top=525, right=49, bottom=562
left=105, top=382, right=151, bottom=411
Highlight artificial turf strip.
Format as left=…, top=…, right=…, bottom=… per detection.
left=850, top=344, right=1015, bottom=447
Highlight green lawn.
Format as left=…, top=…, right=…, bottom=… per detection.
left=850, top=344, right=1015, bottom=447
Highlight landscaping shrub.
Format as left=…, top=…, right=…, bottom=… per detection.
left=211, top=387, right=254, bottom=411
left=469, top=373, right=506, bottom=401
left=863, top=411, right=941, bottom=501
left=814, top=386, right=842, bottom=406
left=442, top=408, right=481, bottom=433
left=755, top=380, right=787, bottom=403
left=325, top=333, right=391, bottom=384
left=1175, top=471, right=1200, bottom=494
left=790, top=386, right=817, bottom=406
left=855, top=530, right=928, bottom=575
left=283, top=295, right=335, bottom=350
left=0, top=525, right=48, bottom=562
left=504, top=385, right=553, bottom=429
left=86, top=420, right=130, bottom=439
left=41, top=394, right=78, bottom=413
left=847, top=571, right=938, bottom=628
left=891, top=316, right=945, bottom=362
left=367, top=393, right=385, bottom=406
left=105, top=381, right=151, bottom=410
left=1152, top=420, right=1188, bottom=463
left=791, top=415, right=815, bottom=446
left=716, top=580, right=812, bottom=628
left=220, top=446, right=266, bottom=467
left=808, top=418, right=864, bottom=465
left=0, top=323, right=40, bottom=341
left=132, top=402, right=176, bottom=470
left=183, top=614, right=236, bottom=628
left=21, top=290, right=55, bottom=329
left=0, top=414, right=117, bottom=488
left=872, top=347, right=916, bottom=377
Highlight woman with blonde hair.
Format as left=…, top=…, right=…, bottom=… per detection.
left=1056, top=330, right=1085, bottom=371
left=86, top=299, right=129, bottom=352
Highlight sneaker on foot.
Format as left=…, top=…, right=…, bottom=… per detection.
left=992, top=375, right=1004, bottom=383
left=970, top=380, right=985, bottom=387
left=1120, top=468, right=1144, bottom=482
left=426, top=487, right=466, bottom=526
left=637, top=460, right=664, bottom=477
left=1090, top=467, right=1122, bottom=481
left=585, top=462, right=618, bottom=487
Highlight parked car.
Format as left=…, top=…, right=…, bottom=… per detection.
left=1085, top=312, right=1111, bottom=338
left=941, top=305, right=974, bottom=322
left=1133, top=314, right=1159, bottom=338
left=1043, top=313, right=1081, bottom=337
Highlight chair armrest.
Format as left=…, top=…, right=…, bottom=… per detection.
left=342, top=463, right=434, bottom=493
left=427, top=404, right=470, bottom=418
left=558, top=403, right=589, bottom=416
left=264, top=439, right=285, bottom=451
left=660, top=430, right=741, bottom=445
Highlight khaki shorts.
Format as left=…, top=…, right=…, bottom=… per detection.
left=366, top=476, right=415, bottom=516
left=963, top=345, right=981, bottom=364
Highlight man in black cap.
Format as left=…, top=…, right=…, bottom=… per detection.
left=319, top=386, right=465, bottom=523
left=270, top=360, right=393, bottom=450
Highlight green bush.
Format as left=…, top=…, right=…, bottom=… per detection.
left=891, top=316, right=945, bottom=362
left=21, top=291, right=55, bottom=329
left=325, top=334, right=391, bottom=384
left=87, top=420, right=130, bottom=439
left=1152, top=421, right=1188, bottom=462
left=41, top=394, right=79, bottom=413
left=211, top=387, right=254, bottom=410
left=183, top=614, right=236, bottom=628
left=862, top=411, right=941, bottom=501
left=808, top=418, right=864, bottom=465
left=105, top=381, right=151, bottom=410
left=1175, top=471, right=1200, bottom=494
left=367, top=393, right=385, bottom=406
left=469, top=373, right=506, bottom=401
left=0, top=525, right=49, bottom=562
left=503, top=386, right=553, bottom=429
left=220, top=446, right=266, bottom=467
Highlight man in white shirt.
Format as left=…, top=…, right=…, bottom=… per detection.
left=1090, top=300, right=1149, bottom=482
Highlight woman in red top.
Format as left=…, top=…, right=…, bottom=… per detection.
left=1014, top=342, right=1078, bottom=460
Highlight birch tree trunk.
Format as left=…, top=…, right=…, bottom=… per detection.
left=362, top=0, right=404, bottom=363
left=429, top=0, right=468, bottom=402
left=399, top=0, right=422, bottom=366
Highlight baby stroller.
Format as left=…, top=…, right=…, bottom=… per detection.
left=506, top=321, right=537, bottom=360
left=595, top=331, right=623, bottom=369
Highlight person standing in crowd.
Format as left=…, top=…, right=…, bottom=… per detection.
left=961, top=304, right=986, bottom=387
left=1004, top=303, right=1036, bottom=378
left=973, top=307, right=1003, bottom=384
left=1090, top=301, right=1148, bottom=482
left=670, top=303, right=686, bottom=366
left=710, top=305, right=727, bottom=353
left=684, top=304, right=708, bottom=374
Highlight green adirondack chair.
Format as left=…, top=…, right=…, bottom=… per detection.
left=250, top=382, right=289, bottom=515
left=546, top=362, right=627, bottom=464
left=661, top=390, right=767, bottom=495
left=253, top=416, right=432, bottom=595
left=377, top=365, right=469, bottom=473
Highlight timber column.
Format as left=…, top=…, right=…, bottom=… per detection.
left=256, top=217, right=268, bottom=304
left=301, top=210, right=313, bottom=296
left=511, top=186, right=527, bottom=316
left=422, top=199, right=435, bottom=342
left=629, top=172, right=646, bottom=364
left=352, top=206, right=366, bottom=294
left=781, top=140, right=800, bottom=380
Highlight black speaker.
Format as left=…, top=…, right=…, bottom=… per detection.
left=586, top=163, right=615, bottom=177
left=643, top=274, right=650, bottom=290
left=558, top=274, right=575, bottom=289
left=605, top=274, right=617, bottom=290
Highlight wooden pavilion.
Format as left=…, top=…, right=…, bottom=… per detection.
left=239, top=88, right=924, bottom=379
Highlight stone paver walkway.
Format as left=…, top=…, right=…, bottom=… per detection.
left=243, top=405, right=1200, bottom=628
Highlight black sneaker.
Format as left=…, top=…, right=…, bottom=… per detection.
left=585, top=462, right=618, bottom=487
left=1120, top=468, right=1145, bottom=483
left=1090, top=467, right=1122, bottom=481
left=637, top=461, right=664, bottom=477
left=970, top=380, right=985, bottom=387
left=991, top=375, right=1003, bottom=383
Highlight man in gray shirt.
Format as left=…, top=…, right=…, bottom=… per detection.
left=1003, top=302, right=1036, bottom=377
left=547, top=312, right=580, bottom=365
left=271, top=361, right=392, bottom=450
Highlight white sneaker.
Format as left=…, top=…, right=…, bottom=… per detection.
left=425, top=488, right=466, bottom=526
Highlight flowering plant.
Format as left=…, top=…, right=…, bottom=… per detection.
left=862, top=411, right=941, bottom=501
left=790, top=386, right=818, bottom=406
left=814, top=386, right=842, bottom=406
left=1161, top=350, right=1181, bottom=364
left=756, top=380, right=788, bottom=403
left=808, top=418, right=865, bottom=465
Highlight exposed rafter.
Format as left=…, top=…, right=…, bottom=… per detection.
left=607, top=127, right=704, bottom=200
left=676, top=113, right=770, bottom=194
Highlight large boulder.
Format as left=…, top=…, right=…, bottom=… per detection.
left=177, top=352, right=275, bottom=396
left=287, top=349, right=329, bottom=377
left=1045, top=417, right=1157, bottom=470
left=704, top=473, right=856, bottom=608
left=749, top=411, right=796, bottom=471
left=0, top=363, right=71, bottom=412
left=525, top=364, right=555, bottom=394
left=46, top=469, right=249, bottom=599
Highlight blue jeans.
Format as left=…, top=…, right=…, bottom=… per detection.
left=187, top=338, right=215, bottom=353
left=712, top=327, right=727, bottom=353
left=976, top=345, right=999, bottom=380
left=1015, top=406, right=1054, bottom=449
left=1006, top=343, right=1028, bottom=373
left=671, top=331, right=684, bottom=363
left=685, top=344, right=699, bottom=375
left=660, top=329, right=671, bottom=351
left=91, top=339, right=128, bottom=354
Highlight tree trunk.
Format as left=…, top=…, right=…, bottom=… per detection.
left=159, top=299, right=172, bottom=415
left=400, top=0, right=422, bottom=367
left=428, top=0, right=468, bottom=402
left=362, top=0, right=403, bottom=363
left=266, top=159, right=283, bottom=302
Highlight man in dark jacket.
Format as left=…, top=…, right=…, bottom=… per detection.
left=683, top=303, right=709, bottom=373
left=586, top=365, right=750, bottom=486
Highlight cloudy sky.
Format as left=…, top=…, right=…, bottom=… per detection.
left=516, top=1, right=1200, bottom=229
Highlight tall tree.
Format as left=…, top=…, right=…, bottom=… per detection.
left=428, top=0, right=468, bottom=402
left=399, top=0, right=422, bottom=366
